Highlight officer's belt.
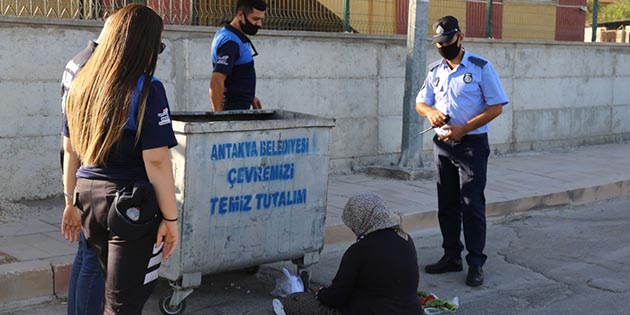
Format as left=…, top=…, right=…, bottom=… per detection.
left=461, top=133, right=487, bottom=141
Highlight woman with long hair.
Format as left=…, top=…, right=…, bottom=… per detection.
left=61, top=4, right=178, bottom=314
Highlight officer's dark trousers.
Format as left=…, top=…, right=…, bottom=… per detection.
left=433, top=134, right=489, bottom=267
left=75, top=178, right=163, bottom=315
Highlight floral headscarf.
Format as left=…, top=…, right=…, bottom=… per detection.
left=342, top=193, right=402, bottom=240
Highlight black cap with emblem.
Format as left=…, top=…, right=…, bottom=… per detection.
left=432, top=16, right=460, bottom=44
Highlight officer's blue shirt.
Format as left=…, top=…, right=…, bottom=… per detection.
left=63, top=76, right=178, bottom=181
left=416, top=50, right=509, bottom=135
left=211, top=23, right=257, bottom=110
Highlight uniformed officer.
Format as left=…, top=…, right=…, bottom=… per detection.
left=415, top=16, right=509, bottom=287
left=209, top=0, right=266, bottom=112
left=60, top=22, right=107, bottom=315
left=62, top=5, right=179, bottom=314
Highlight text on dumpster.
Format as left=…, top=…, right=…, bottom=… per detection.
left=210, top=189, right=307, bottom=214
left=210, top=137, right=309, bottom=161
left=209, top=136, right=313, bottom=216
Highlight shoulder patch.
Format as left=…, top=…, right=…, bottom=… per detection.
left=428, top=60, right=441, bottom=72
left=468, top=56, right=488, bottom=68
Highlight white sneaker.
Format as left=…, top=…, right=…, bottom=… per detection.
left=272, top=298, right=287, bottom=315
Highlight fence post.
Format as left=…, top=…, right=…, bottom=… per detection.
left=591, top=0, right=598, bottom=42
left=398, top=0, right=429, bottom=169
left=191, top=0, right=199, bottom=25
left=485, top=0, right=493, bottom=38
left=343, top=0, right=350, bottom=32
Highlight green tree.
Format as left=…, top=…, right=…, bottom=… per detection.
left=587, top=0, right=630, bottom=23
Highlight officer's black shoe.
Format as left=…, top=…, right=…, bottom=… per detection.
left=424, top=256, right=463, bottom=274
left=466, top=266, right=484, bottom=287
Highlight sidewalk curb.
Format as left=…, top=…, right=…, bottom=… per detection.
left=51, top=255, right=75, bottom=298
left=0, top=256, right=73, bottom=310
left=324, top=179, right=630, bottom=245
left=3, top=180, right=629, bottom=309
left=0, top=260, right=53, bottom=308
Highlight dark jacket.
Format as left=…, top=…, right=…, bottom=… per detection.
left=317, top=228, right=423, bottom=315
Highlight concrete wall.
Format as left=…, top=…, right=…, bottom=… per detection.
left=1, top=17, right=629, bottom=201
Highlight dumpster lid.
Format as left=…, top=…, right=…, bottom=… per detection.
left=170, top=110, right=335, bottom=134
left=171, top=110, right=277, bottom=122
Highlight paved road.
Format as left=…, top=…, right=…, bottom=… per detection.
left=4, top=196, right=630, bottom=315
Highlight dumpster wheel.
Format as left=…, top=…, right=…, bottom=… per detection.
left=159, top=294, right=187, bottom=315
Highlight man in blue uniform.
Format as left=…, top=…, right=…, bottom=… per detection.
left=209, top=0, right=266, bottom=111
left=415, top=16, right=509, bottom=287
left=60, top=24, right=108, bottom=315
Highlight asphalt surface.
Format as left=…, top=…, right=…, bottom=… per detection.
left=4, top=196, right=630, bottom=315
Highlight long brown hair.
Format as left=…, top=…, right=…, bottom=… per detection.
left=66, top=4, right=164, bottom=166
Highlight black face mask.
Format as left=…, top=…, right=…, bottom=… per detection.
left=437, top=38, right=461, bottom=60
left=239, top=15, right=260, bottom=35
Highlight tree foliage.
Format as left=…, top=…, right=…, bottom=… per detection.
left=587, top=0, right=630, bottom=23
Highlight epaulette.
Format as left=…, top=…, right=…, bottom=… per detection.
left=468, top=56, right=488, bottom=68
left=428, top=60, right=441, bottom=72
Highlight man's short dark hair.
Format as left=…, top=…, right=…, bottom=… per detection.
left=236, top=0, right=267, bottom=15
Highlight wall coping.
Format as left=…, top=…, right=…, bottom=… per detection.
left=3, top=15, right=629, bottom=47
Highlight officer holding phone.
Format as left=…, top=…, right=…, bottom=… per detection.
left=415, top=16, right=509, bottom=287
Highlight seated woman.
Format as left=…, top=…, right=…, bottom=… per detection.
left=278, top=193, right=423, bottom=315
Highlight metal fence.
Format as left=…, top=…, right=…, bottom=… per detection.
left=0, top=0, right=353, bottom=31
left=0, top=0, right=590, bottom=41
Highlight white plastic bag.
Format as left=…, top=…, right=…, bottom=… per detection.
left=270, top=268, right=304, bottom=297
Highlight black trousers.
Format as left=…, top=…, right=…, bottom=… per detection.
left=75, top=178, right=163, bottom=315
left=433, top=134, right=489, bottom=267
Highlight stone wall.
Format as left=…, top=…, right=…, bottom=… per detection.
left=1, top=17, right=628, bottom=200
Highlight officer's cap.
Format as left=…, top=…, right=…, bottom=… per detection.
left=432, top=16, right=460, bottom=44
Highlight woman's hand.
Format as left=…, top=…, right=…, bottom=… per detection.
left=61, top=205, right=81, bottom=243
left=156, top=220, right=178, bottom=261
left=144, top=146, right=179, bottom=261
left=252, top=96, right=263, bottom=109
left=313, top=286, right=325, bottom=298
